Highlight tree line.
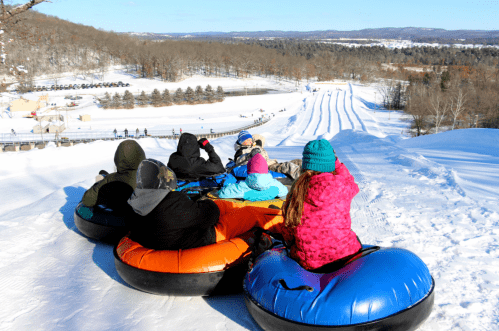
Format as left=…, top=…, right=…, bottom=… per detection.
left=99, top=85, right=225, bottom=109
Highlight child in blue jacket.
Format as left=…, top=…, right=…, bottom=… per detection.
left=219, top=153, right=288, bottom=201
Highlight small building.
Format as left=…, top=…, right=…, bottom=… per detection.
left=79, top=114, right=91, bottom=122
left=10, top=94, right=49, bottom=112
left=33, top=122, right=66, bottom=134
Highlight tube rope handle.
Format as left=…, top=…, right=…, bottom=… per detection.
left=279, top=279, right=314, bottom=292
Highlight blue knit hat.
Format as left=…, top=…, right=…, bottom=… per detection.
left=302, top=139, right=336, bottom=172
left=237, top=130, right=253, bottom=145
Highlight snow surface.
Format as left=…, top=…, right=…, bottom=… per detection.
left=1, top=72, right=498, bottom=331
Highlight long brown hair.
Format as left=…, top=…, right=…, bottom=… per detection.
left=282, top=169, right=337, bottom=228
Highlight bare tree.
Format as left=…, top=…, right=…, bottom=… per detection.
left=449, top=88, right=467, bottom=130
left=428, top=89, right=449, bottom=134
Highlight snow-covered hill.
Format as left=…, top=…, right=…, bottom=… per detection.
left=1, top=75, right=498, bottom=331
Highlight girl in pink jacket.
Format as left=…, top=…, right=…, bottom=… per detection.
left=281, top=139, right=361, bottom=270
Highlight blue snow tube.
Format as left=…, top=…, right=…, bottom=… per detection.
left=244, top=245, right=435, bottom=331
left=232, top=164, right=286, bottom=179
left=177, top=173, right=237, bottom=189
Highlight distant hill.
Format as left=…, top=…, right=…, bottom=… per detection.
left=126, top=28, right=499, bottom=41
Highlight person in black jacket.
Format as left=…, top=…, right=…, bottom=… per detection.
left=167, top=132, right=225, bottom=180
left=127, top=159, right=284, bottom=251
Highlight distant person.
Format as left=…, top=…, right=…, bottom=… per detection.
left=136, top=128, right=140, bottom=137
left=144, top=128, right=148, bottom=136
left=172, top=128, right=175, bottom=136
left=167, top=133, right=225, bottom=180
left=113, top=128, right=117, bottom=138
left=180, top=128, right=183, bottom=135
left=11, top=129, right=16, bottom=136
left=82, top=140, right=146, bottom=213
left=124, top=128, right=128, bottom=138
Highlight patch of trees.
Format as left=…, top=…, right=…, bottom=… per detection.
left=98, top=85, right=225, bottom=109
left=399, top=67, right=499, bottom=135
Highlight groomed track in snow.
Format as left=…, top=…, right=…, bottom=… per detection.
left=1, top=76, right=498, bottom=331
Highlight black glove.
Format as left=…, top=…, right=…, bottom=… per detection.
left=198, top=138, right=210, bottom=149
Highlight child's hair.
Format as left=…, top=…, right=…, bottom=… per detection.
left=282, top=169, right=337, bottom=228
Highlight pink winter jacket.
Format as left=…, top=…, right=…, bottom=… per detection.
left=282, top=159, right=361, bottom=270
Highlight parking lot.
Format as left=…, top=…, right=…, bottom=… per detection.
left=15, top=81, right=131, bottom=93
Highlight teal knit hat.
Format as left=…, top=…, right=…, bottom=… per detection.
left=302, top=139, right=336, bottom=172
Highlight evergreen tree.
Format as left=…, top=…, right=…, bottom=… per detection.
left=162, top=88, right=172, bottom=106
left=151, top=88, right=162, bottom=106
left=137, top=90, right=148, bottom=106
left=174, top=88, right=184, bottom=104
left=216, top=86, right=225, bottom=101
left=185, top=86, right=195, bottom=104
left=111, top=92, right=122, bottom=108
left=195, top=85, right=204, bottom=103
left=100, top=92, right=111, bottom=109
left=123, top=90, right=135, bottom=109
left=205, top=84, right=215, bottom=103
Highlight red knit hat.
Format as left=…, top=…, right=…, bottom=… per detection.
left=247, top=153, right=268, bottom=174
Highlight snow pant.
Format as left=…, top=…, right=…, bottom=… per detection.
left=269, top=159, right=302, bottom=180
left=213, top=199, right=284, bottom=242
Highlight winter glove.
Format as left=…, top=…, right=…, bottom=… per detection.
left=198, top=138, right=210, bottom=149
left=243, top=186, right=279, bottom=201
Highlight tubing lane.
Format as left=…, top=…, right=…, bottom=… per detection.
left=342, top=90, right=356, bottom=130
left=313, top=92, right=329, bottom=136
left=347, top=83, right=367, bottom=132
left=302, top=91, right=322, bottom=137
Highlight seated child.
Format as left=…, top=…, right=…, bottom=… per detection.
left=232, top=130, right=302, bottom=180
left=82, top=139, right=146, bottom=212
left=280, top=139, right=361, bottom=270
left=218, top=153, right=288, bottom=201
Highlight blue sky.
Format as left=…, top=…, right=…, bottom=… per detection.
left=33, top=0, right=499, bottom=33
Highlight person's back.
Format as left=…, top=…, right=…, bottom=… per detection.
left=82, top=140, right=145, bottom=208
left=167, top=133, right=225, bottom=180
left=281, top=139, right=361, bottom=270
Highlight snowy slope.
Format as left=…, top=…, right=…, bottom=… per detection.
left=0, top=76, right=498, bottom=331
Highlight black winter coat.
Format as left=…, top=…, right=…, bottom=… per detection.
left=167, top=133, right=225, bottom=180
left=128, top=191, right=220, bottom=250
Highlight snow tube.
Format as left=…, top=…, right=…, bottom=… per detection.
left=176, top=173, right=237, bottom=200
left=231, top=164, right=286, bottom=180
left=244, top=245, right=435, bottom=331
left=204, top=190, right=285, bottom=209
left=74, top=201, right=127, bottom=243
left=114, top=231, right=270, bottom=296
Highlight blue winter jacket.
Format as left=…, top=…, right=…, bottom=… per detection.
left=218, top=173, right=288, bottom=201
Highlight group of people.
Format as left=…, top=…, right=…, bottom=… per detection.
left=113, top=128, right=147, bottom=138
left=81, top=130, right=361, bottom=271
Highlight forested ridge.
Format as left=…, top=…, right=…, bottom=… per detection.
left=3, top=7, right=499, bottom=131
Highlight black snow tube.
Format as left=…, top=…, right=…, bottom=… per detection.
left=74, top=201, right=128, bottom=243
left=114, top=247, right=248, bottom=296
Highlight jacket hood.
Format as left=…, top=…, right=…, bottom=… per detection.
left=128, top=159, right=177, bottom=216
left=114, top=140, right=146, bottom=173
left=245, top=173, right=274, bottom=191
left=177, top=133, right=200, bottom=161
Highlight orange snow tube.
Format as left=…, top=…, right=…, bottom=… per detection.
left=114, top=230, right=269, bottom=296
left=204, top=191, right=285, bottom=209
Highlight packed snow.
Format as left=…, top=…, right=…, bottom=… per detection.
left=0, top=71, right=498, bottom=331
